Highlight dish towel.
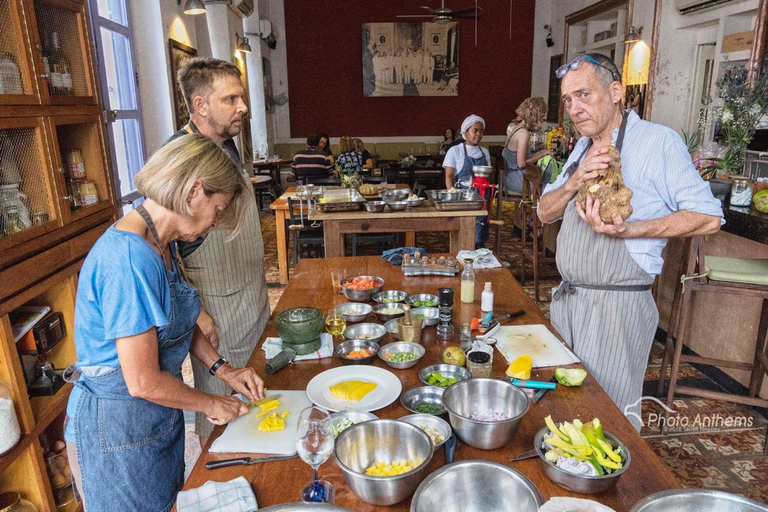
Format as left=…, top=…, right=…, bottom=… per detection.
left=176, top=476, right=258, bottom=512
left=262, top=333, right=334, bottom=360
left=382, top=247, right=427, bottom=265
left=456, top=248, right=502, bottom=269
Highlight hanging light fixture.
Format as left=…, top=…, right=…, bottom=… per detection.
left=624, top=26, right=643, bottom=44
left=183, top=0, right=206, bottom=15
left=236, top=33, right=252, bottom=54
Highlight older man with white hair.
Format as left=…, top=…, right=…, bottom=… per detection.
left=538, top=53, right=723, bottom=430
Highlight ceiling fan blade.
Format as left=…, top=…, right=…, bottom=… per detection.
left=397, top=14, right=437, bottom=18
left=452, top=13, right=483, bottom=19
left=448, top=6, right=482, bottom=15
left=420, top=6, right=437, bottom=11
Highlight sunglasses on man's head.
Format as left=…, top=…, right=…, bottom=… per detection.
left=556, top=54, right=621, bottom=82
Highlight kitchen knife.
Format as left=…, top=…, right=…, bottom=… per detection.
left=476, top=310, right=526, bottom=338
left=532, top=377, right=558, bottom=404
left=206, top=453, right=297, bottom=470
left=509, top=449, right=538, bottom=462
left=509, top=379, right=556, bottom=390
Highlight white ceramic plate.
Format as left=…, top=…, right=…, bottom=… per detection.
left=306, top=366, right=402, bottom=412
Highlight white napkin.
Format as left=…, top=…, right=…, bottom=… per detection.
left=456, top=248, right=502, bottom=269
left=262, top=333, right=333, bottom=360
left=176, top=476, right=258, bottom=512
left=538, top=497, right=616, bottom=512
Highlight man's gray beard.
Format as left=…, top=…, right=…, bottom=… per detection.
left=211, top=118, right=241, bottom=140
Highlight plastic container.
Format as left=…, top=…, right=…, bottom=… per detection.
left=0, top=379, right=21, bottom=456
left=481, top=282, right=494, bottom=313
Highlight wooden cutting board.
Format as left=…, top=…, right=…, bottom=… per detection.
left=494, top=324, right=580, bottom=368
left=209, top=390, right=311, bottom=455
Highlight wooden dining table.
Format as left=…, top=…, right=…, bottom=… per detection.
left=181, top=256, right=679, bottom=511
left=269, top=184, right=409, bottom=285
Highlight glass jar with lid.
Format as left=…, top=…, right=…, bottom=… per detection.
left=730, top=177, right=754, bottom=207
left=0, top=379, right=21, bottom=456
left=0, top=492, right=38, bottom=512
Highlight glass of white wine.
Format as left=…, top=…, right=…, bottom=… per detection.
left=296, top=406, right=335, bottom=503
left=325, top=308, right=346, bottom=338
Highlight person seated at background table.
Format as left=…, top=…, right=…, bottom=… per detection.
left=318, top=132, right=335, bottom=165
left=443, top=114, right=492, bottom=248
left=438, top=127, right=457, bottom=155
left=353, top=138, right=374, bottom=170
left=292, top=133, right=334, bottom=183
left=63, top=134, right=265, bottom=512
left=504, top=97, right=553, bottom=194
left=336, top=136, right=364, bottom=173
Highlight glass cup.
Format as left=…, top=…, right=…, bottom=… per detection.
left=331, top=269, right=346, bottom=294
left=299, top=479, right=335, bottom=504
left=296, top=406, right=334, bottom=503
left=325, top=308, right=346, bottom=338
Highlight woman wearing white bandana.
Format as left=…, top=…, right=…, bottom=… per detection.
left=443, top=114, right=492, bottom=248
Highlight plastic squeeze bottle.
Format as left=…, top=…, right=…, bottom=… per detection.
left=481, top=282, right=494, bottom=313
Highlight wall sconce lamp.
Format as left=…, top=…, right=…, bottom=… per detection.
left=236, top=33, right=252, bottom=53
left=181, top=0, right=206, bottom=15
left=544, top=25, right=554, bottom=47
left=625, top=26, right=643, bottom=44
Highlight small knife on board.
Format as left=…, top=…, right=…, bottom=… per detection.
left=532, top=377, right=558, bottom=404
left=206, top=453, right=297, bottom=470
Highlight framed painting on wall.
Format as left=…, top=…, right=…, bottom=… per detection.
left=362, top=22, right=459, bottom=97
left=547, top=54, right=563, bottom=123
left=169, top=39, right=197, bottom=130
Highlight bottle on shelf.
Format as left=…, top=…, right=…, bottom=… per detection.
left=460, top=259, right=475, bottom=304
left=481, top=282, right=494, bottom=313
left=61, top=63, right=73, bottom=94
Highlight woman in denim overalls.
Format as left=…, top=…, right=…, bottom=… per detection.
left=63, top=135, right=266, bottom=511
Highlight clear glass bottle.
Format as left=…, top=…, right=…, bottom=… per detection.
left=460, top=259, right=475, bottom=304
left=0, top=379, right=21, bottom=456
left=730, top=178, right=754, bottom=207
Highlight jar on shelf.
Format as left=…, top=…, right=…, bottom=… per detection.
left=730, top=177, right=754, bottom=207
left=64, top=149, right=86, bottom=180
left=0, top=492, right=38, bottom=512
left=76, top=180, right=99, bottom=206
left=0, top=379, right=21, bottom=456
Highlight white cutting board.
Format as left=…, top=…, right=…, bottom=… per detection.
left=494, top=324, right=580, bottom=368
left=210, top=390, right=311, bottom=455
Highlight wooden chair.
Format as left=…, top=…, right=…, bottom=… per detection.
left=250, top=175, right=275, bottom=212
left=287, top=197, right=324, bottom=265
left=658, top=236, right=768, bottom=448
left=493, top=148, right=523, bottom=255
left=519, top=164, right=559, bottom=302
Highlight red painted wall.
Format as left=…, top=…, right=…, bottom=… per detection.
left=283, top=1, right=536, bottom=138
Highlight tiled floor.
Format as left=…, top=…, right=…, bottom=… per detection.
left=181, top=201, right=768, bottom=503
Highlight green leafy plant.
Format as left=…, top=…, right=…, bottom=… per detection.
left=681, top=128, right=702, bottom=154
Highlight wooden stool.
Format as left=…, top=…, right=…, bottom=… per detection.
left=519, top=164, right=559, bottom=302
left=658, top=236, right=768, bottom=447
left=250, top=175, right=274, bottom=211
left=493, top=149, right=522, bottom=255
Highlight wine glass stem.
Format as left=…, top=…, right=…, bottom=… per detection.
left=312, top=465, right=319, bottom=482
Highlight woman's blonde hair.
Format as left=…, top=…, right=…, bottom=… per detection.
left=135, top=134, right=252, bottom=237
left=515, top=97, right=547, bottom=129
left=339, top=136, right=355, bottom=154
left=352, top=138, right=365, bottom=151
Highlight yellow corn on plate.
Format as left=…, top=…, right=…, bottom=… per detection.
left=329, top=380, right=377, bottom=402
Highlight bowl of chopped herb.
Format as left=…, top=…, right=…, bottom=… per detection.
left=378, top=341, right=425, bottom=369
left=401, top=386, right=446, bottom=416
left=410, top=307, right=439, bottom=326
left=406, top=294, right=439, bottom=308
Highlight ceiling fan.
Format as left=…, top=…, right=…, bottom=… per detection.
left=397, top=1, right=483, bottom=25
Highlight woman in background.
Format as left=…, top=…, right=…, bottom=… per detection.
left=353, top=138, right=374, bottom=170
left=336, top=136, right=364, bottom=173
left=503, top=97, right=551, bottom=193
left=318, top=133, right=334, bottom=165
left=438, top=127, right=456, bottom=155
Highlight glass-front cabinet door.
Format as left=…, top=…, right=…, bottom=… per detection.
left=24, top=0, right=97, bottom=105
left=0, top=1, right=40, bottom=105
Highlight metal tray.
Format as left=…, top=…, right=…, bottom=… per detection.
left=427, top=189, right=485, bottom=211
left=311, top=188, right=366, bottom=212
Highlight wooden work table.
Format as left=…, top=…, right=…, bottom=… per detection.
left=181, top=256, right=679, bottom=511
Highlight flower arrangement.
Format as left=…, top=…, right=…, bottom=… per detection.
left=701, top=65, right=768, bottom=178
left=399, top=154, right=417, bottom=168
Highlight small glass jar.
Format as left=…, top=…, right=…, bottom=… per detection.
left=730, top=178, right=754, bottom=207
left=0, top=493, right=38, bottom=512
left=466, top=351, right=492, bottom=378
left=0, top=379, right=21, bottom=456
left=77, top=180, right=99, bottom=206
left=64, top=148, right=86, bottom=180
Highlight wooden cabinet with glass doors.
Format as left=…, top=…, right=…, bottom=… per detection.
left=0, top=0, right=115, bottom=510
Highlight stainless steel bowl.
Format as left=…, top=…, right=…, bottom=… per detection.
left=410, top=307, right=439, bottom=326
left=406, top=294, right=439, bottom=308
left=533, top=425, right=631, bottom=494
left=373, top=303, right=407, bottom=322
left=399, top=414, right=452, bottom=449
left=341, top=275, right=385, bottom=302
left=335, top=302, right=372, bottom=323
left=335, top=339, right=380, bottom=365
left=334, top=419, right=434, bottom=506
left=384, top=318, right=401, bottom=339
left=381, top=189, right=410, bottom=202
left=418, top=364, right=471, bottom=388
left=442, top=378, right=530, bottom=450
left=401, top=386, right=446, bottom=415
left=410, top=460, right=543, bottom=512
left=363, top=200, right=386, bottom=213
left=343, top=323, right=387, bottom=344
left=378, top=341, right=425, bottom=369
left=630, top=489, right=768, bottom=512
left=372, top=290, right=408, bottom=304
left=405, top=197, right=424, bottom=208
left=330, top=409, right=378, bottom=438
left=435, top=190, right=461, bottom=201
left=260, top=505, right=352, bottom=511
left=386, top=201, right=408, bottom=211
